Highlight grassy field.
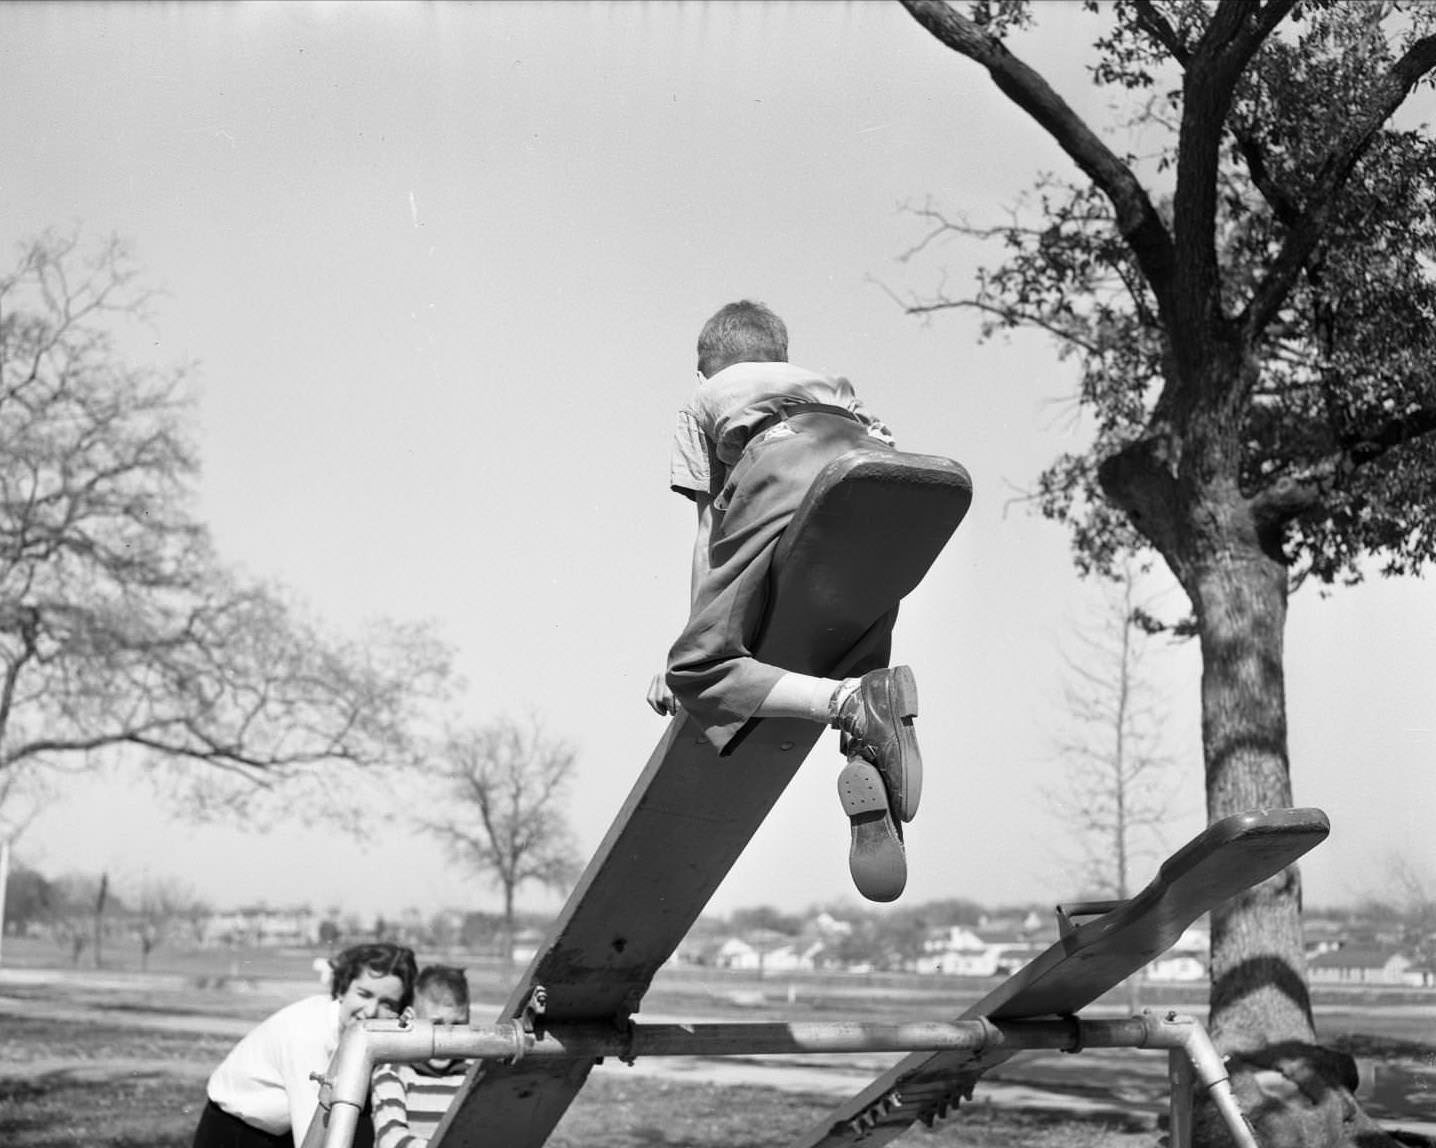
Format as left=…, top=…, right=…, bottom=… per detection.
left=2, top=939, right=1433, bottom=1147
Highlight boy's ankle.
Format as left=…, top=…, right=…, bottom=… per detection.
left=826, top=678, right=860, bottom=727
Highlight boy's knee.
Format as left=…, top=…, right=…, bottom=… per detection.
left=667, top=667, right=710, bottom=712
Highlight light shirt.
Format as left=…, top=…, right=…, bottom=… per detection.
left=669, top=361, right=891, bottom=501
left=207, top=994, right=341, bottom=1146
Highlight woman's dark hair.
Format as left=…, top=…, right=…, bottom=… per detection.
left=329, top=942, right=419, bottom=1010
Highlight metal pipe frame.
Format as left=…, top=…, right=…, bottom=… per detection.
left=314, top=1010, right=1258, bottom=1148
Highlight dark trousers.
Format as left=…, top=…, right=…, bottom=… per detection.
left=667, top=411, right=894, bottom=752
left=192, top=1099, right=375, bottom=1148
left=192, top=1102, right=289, bottom=1148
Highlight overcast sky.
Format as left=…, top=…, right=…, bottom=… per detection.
left=2, top=2, right=1432, bottom=923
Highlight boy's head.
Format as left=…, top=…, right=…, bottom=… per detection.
left=412, top=964, right=470, bottom=1025
left=329, top=942, right=419, bottom=1029
left=696, top=300, right=788, bottom=378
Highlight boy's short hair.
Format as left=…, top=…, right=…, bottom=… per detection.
left=414, top=964, right=470, bottom=1011
left=330, top=942, right=419, bottom=1010
left=697, top=300, right=788, bottom=377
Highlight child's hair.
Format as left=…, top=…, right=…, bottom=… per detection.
left=414, top=964, right=470, bottom=1012
left=697, top=300, right=788, bottom=377
left=329, top=942, right=419, bottom=1010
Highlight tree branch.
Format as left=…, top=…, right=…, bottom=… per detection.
left=900, top=0, right=1177, bottom=315
left=1251, top=410, right=1436, bottom=527
left=0, top=606, right=40, bottom=742
left=1131, top=0, right=1190, bottom=66
left=1231, top=131, right=1303, bottom=228
left=1169, top=1, right=1297, bottom=352
left=1242, top=32, right=1436, bottom=340
left=901, top=295, right=1106, bottom=355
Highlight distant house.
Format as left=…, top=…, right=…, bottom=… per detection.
left=812, top=911, right=853, bottom=939
left=916, top=924, right=1043, bottom=977
left=1148, top=952, right=1206, bottom=982
left=918, top=913, right=1214, bottom=982
left=1303, top=915, right=1347, bottom=957
left=1408, top=960, right=1436, bottom=989
left=715, top=932, right=823, bottom=973
left=202, top=906, right=317, bottom=947
left=1148, top=923, right=1208, bottom=982
left=668, top=927, right=729, bottom=967
left=1308, top=946, right=1414, bottom=985
left=916, top=925, right=986, bottom=976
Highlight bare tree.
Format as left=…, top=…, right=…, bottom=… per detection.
left=132, top=876, right=209, bottom=970
left=1356, top=854, right=1436, bottom=969
left=1390, top=857, right=1436, bottom=967
left=424, top=716, right=581, bottom=962
left=45, top=872, right=103, bottom=966
left=1045, top=566, right=1182, bottom=902
left=1045, top=567, right=1186, bottom=1012
left=0, top=763, right=47, bottom=965
left=0, top=231, right=452, bottom=810
left=896, top=4, right=1436, bottom=1140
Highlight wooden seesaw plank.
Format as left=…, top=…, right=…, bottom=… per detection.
left=431, top=448, right=973, bottom=1148
left=789, top=805, right=1331, bottom=1148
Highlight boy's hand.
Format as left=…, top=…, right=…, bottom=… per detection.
left=647, top=671, right=677, bottom=716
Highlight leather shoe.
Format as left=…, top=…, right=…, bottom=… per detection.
left=837, top=756, right=906, bottom=902
left=832, top=665, right=922, bottom=823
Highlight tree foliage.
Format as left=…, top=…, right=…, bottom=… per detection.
left=0, top=232, right=452, bottom=805
left=729, top=905, right=805, bottom=937
left=902, top=0, right=1436, bottom=589
left=2, top=858, right=53, bottom=933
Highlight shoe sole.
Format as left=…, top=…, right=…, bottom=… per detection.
left=883, top=665, right=922, bottom=823
left=837, top=758, right=907, bottom=902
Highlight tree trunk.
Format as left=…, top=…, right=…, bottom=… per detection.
left=1188, top=530, right=1313, bottom=1050
left=93, top=872, right=109, bottom=970
left=502, top=884, right=516, bottom=968
left=1183, top=499, right=1395, bottom=1146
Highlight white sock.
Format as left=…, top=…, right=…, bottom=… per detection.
left=828, top=677, right=861, bottom=723
left=756, top=673, right=845, bottom=724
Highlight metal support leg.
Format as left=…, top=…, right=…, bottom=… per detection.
left=1169, top=1016, right=1259, bottom=1148
left=1169, top=1046, right=1195, bottom=1148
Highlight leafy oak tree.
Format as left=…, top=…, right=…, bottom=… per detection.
left=0, top=232, right=452, bottom=813
left=896, top=2, right=1435, bottom=1143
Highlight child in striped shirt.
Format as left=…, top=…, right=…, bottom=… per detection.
left=370, top=965, right=472, bottom=1148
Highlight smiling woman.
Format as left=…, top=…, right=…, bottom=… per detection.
left=193, top=943, right=418, bottom=1148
